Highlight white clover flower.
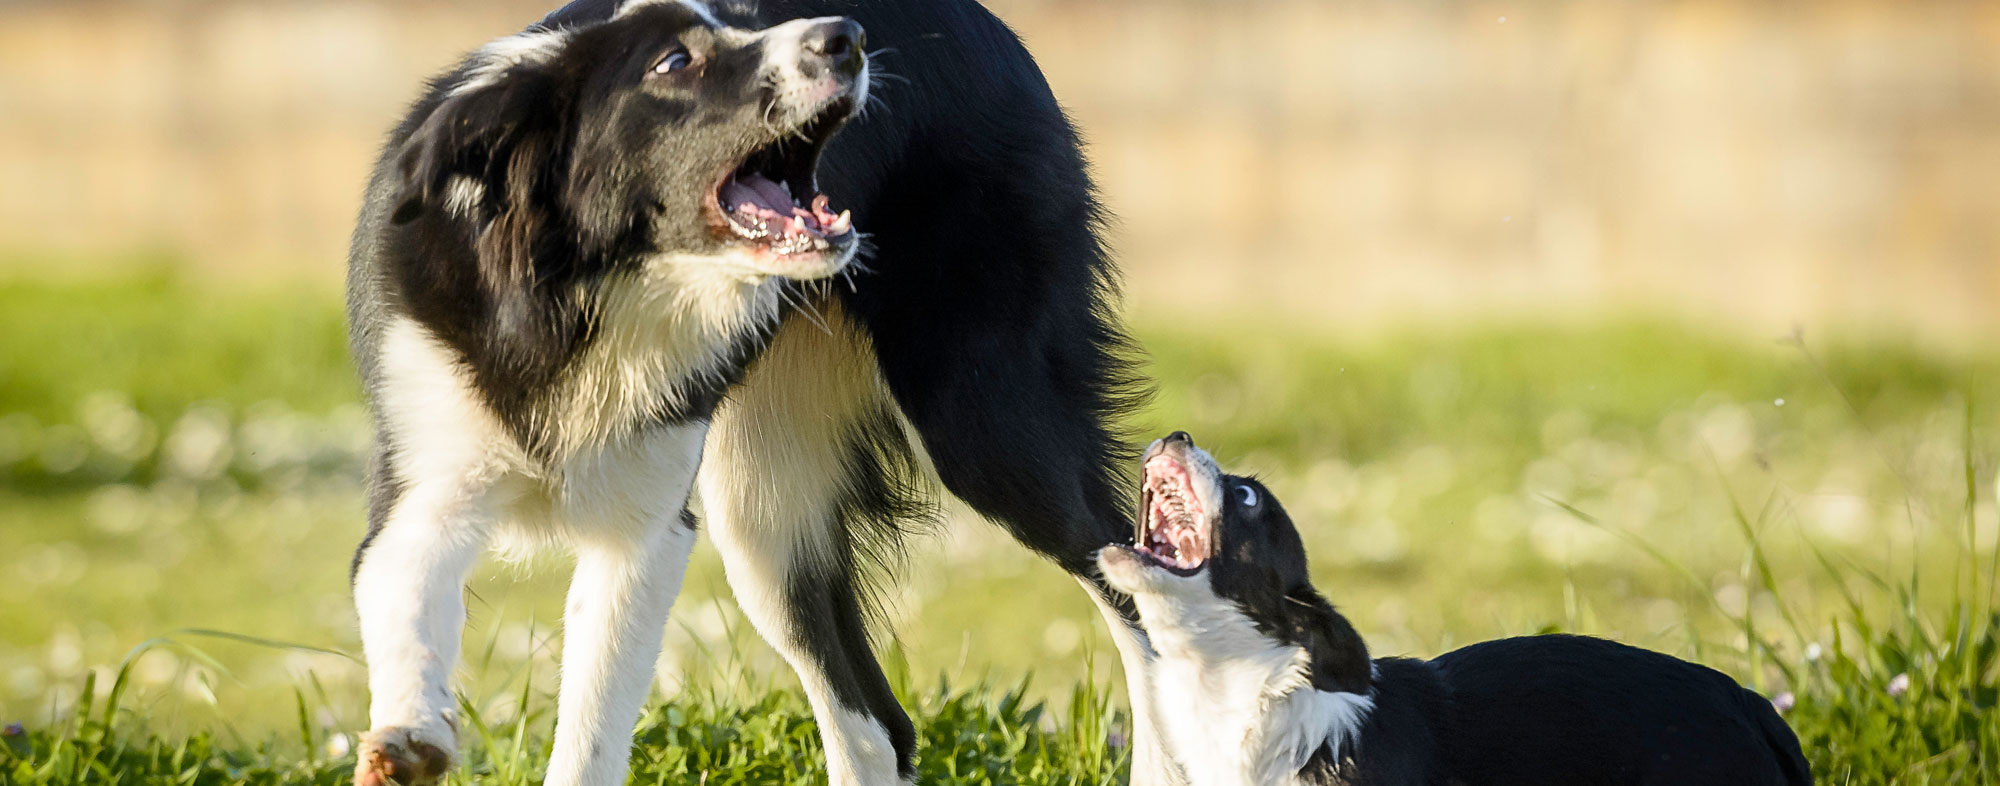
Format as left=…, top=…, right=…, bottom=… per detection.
left=1770, top=692, right=1795, bottom=713
left=1886, top=673, right=1911, bottom=697
left=325, top=731, right=352, bottom=759
left=1803, top=643, right=1822, bottom=662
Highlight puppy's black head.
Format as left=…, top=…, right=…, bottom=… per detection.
left=391, top=0, right=867, bottom=283
left=1100, top=432, right=1372, bottom=694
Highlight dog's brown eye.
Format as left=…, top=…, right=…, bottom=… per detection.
left=652, top=49, right=692, bottom=75
left=1236, top=485, right=1258, bottom=507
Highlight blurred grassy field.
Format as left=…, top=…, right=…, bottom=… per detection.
left=7, top=0, right=2000, bottom=338
left=1, top=273, right=1996, bottom=782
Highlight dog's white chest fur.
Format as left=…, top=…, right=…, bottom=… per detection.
left=550, top=257, right=786, bottom=456
left=1136, top=586, right=1373, bottom=786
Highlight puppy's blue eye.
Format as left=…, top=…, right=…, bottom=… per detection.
left=1236, top=485, right=1258, bottom=507
left=653, top=49, right=692, bottom=75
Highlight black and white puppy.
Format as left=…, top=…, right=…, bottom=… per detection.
left=346, top=1, right=1165, bottom=786
left=1099, top=432, right=1813, bottom=786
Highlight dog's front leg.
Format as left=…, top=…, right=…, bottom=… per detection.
left=351, top=480, right=495, bottom=786
left=542, top=425, right=705, bottom=786
left=543, top=519, right=696, bottom=786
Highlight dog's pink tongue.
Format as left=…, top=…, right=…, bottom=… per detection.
left=721, top=174, right=794, bottom=213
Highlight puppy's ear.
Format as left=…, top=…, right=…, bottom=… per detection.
left=389, top=72, right=558, bottom=226
left=1286, top=587, right=1374, bottom=695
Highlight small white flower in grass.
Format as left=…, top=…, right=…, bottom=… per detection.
left=1774, top=398, right=1785, bottom=407
left=1804, top=642, right=1822, bottom=662
left=326, top=731, right=352, bottom=759
left=1107, top=729, right=1126, bottom=749
left=1770, top=692, right=1795, bottom=713
left=1887, top=673, right=1911, bottom=697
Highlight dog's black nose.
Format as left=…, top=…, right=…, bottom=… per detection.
left=1164, top=431, right=1193, bottom=446
left=805, top=18, right=865, bottom=77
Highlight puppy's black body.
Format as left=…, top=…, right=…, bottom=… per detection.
left=1310, top=639, right=1811, bottom=785
left=1102, top=433, right=1810, bottom=786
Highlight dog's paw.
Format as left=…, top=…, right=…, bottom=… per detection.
left=353, top=726, right=452, bottom=786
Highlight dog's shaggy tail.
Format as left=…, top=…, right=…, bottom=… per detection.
left=834, top=401, right=945, bottom=638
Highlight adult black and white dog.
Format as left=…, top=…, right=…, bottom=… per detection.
left=1099, top=432, right=1814, bottom=786
left=345, top=1, right=1171, bottom=785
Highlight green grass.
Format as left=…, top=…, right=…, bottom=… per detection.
left=2, top=665, right=1129, bottom=786
left=0, top=275, right=1995, bottom=783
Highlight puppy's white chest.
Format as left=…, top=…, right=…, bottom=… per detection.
left=1154, top=660, right=1269, bottom=785
left=1135, top=591, right=1374, bottom=786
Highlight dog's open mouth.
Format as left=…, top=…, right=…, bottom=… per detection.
left=1135, top=452, right=1212, bottom=576
left=715, top=99, right=855, bottom=255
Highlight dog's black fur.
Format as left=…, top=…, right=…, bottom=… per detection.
left=1107, top=433, right=1812, bottom=786
left=347, top=0, right=1144, bottom=780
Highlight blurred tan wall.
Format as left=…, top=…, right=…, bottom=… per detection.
left=2, top=0, right=1997, bottom=337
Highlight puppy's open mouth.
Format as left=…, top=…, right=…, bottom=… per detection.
left=715, top=99, right=855, bottom=255
left=1135, top=452, right=1212, bottom=576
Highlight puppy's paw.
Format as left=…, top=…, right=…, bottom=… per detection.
left=353, top=726, right=452, bottom=786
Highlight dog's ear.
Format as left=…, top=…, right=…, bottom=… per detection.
left=391, top=66, right=580, bottom=361
left=388, top=71, right=559, bottom=226
left=707, top=0, right=761, bottom=21
left=1286, top=587, right=1374, bottom=695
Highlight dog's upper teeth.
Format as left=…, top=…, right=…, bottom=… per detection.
left=1175, top=530, right=1199, bottom=558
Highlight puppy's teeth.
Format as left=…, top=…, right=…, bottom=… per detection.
left=1175, top=530, right=1199, bottom=558
left=828, top=210, right=852, bottom=234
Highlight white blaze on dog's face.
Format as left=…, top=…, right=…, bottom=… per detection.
left=391, top=1, right=871, bottom=282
